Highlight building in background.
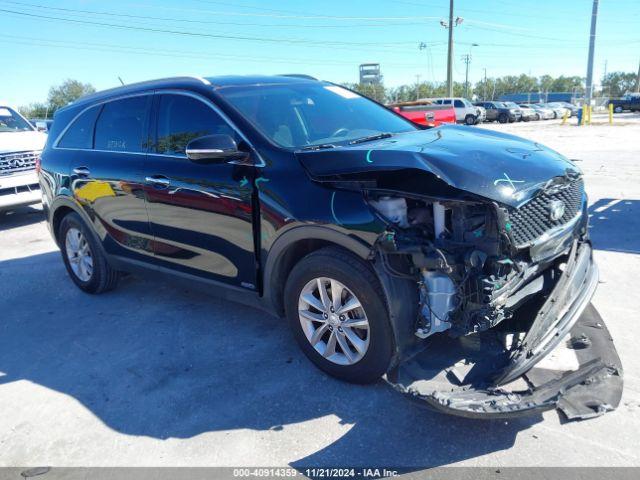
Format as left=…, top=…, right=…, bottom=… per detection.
left=359, top=63, right=382, bottom=85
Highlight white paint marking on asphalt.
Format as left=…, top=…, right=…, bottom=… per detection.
left=593, top=198, right=623, bottom=213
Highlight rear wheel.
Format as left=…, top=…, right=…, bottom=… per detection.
left=284, top=247, right=394, bottom=384
left=58, top=212, right=119, bottom=294
left=614, top=106, right=623, bottom=113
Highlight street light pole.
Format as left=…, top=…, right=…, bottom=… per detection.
left=585, top=0, right=599, bottom=106
left=446, top=0, right=454, bottom=97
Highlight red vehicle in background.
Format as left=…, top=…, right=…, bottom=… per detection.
left=389, top=100, right=456, bottom=127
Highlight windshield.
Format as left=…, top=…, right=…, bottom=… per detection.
left=505, top=102, right=519, bottom=108
left=494, top=102, right=507, bottom=108
left=217, top=82, right=417, bottom=148
left=0, top=107, right=34, bottom=133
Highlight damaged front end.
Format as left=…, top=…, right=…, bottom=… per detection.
left=296, top=126, right=622, bottom=420
left=366, top=181, right=622, bottom=420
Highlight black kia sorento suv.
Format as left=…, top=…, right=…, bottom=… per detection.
left=39, top=75, right=622, bottom=420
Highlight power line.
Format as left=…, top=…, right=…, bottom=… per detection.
left=0, top=0, right=432, bottom=28
left=0, top=33, right=431, bottom=68
left=0, top=7, right=428, bottom=50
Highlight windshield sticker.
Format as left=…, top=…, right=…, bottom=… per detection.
left=324, top=86, right=359, bottom=99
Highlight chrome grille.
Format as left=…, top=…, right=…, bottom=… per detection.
left=509, top=178, right=584, bottom=247
left=0, top=150, right=40, bottom=176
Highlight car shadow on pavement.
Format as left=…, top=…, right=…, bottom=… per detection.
left=588, top=198, right=640, bottom=254
left=0, top=251, right=541, bottom=468
left=0, top=205, right=44, bottom=231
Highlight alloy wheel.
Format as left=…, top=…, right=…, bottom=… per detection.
left=298, top=277, right=370, bottom=365
left=65, top=227, right=93, bottom=282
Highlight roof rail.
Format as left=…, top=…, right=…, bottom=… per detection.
left=278, top=74, right=318, bottom=81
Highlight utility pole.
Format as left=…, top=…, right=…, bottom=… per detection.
left=483, top=68, right=487, bottom=101
left=446, top=0, right=454, bottom=96
left=462, top=44, right=478, bottom=99
left=585, top=0, right=599, bottom=107
left=415, top=74, right=422, bottom=100
left=462, top=55, right=471, bottom=98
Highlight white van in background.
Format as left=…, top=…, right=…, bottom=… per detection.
left=431, top=97, right=482, bottom=125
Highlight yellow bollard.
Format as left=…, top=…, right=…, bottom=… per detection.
left=581, top=105, right=587, bottom=126
left=589, top=105, right=593, bottom=124
left=609, top=103, right=614, bottom=125
left=561, top=109, right=569, bottom=125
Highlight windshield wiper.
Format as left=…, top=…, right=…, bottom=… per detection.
left=300, top=143, right=336, bottom=151
left=349, top=132, right=393, bottom=145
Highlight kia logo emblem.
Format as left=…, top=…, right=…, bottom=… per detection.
left=548, top=200, right=566, bottom=221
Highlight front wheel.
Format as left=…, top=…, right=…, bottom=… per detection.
left=284, top=247, right=394, bottom=384
left=464, top=114, right=476, bottom=125
left=498, top=113, right=508, bottom=124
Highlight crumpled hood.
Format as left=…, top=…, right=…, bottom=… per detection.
left=0, top=130, right=47, bottom=154
left=296, top=125, right=580, bottom=208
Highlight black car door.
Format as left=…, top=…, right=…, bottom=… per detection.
left=143, top=91, right=257, bottom=289
left=64, top=94, right=154, bottom=259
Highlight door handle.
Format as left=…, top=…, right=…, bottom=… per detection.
left=145, top=175, right=171, bottom=188
left=72, top=166, right=91, bottom=177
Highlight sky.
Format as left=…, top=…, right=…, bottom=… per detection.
left=2, top=0, right=639, bottom=106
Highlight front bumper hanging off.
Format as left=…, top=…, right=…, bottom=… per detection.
left=386, top=242, right=623, bottom=420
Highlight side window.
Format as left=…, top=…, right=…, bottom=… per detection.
left=454, top=100, right=465, bottom=108
left=155, top=94, right=236, bottom=156
left=57, top=106, right=101, bottom=149
left=94, top=96, right=150, bottom=152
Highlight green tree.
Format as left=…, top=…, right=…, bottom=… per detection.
left=550, top=75, right=583, bottom=93
left=47, top=79, right=96, bottom=111
left=344, top=82, right=387, bottom=103
left=18, top=102, right=50, bottom=119
left=601, top=71, right=637, bottom=97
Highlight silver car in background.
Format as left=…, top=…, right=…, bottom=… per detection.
left=520, top=103, right=555, bottom=120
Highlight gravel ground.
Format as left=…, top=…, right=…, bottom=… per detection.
left=0, top=113, right=639, bottom=469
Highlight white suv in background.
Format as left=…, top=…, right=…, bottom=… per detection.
left=431, top=97, right=480, bottom=125
left=0, top=105, right=46, bottom=213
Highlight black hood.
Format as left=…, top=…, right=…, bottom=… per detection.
left=296, top=125, right=581, bottom=208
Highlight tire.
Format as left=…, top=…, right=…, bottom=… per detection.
left=523, top=116, right=530, bottom=122
left=535, top=113, right=541, bottom=121
left=284, top=247, right=394, bottom=384
left=464, top=114, right=476, bottom=125
left=58, top=212, right=119, bottom=294
left=614, top=106, right=623, bottom=113
left=498, top=113, right=508, bottom=124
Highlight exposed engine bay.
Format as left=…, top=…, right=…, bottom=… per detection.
left=370, top=191, right=576, bottom=342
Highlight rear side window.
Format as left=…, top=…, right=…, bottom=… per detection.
left=155, top=94, right=236, bottom=156
left=94, top=96, right=150, bottom=152
left=57, top=106, right=101, bottom=149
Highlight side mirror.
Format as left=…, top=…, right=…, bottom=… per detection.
left=185, top=134, right=249, bottom=162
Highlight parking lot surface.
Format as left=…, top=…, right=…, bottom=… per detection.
left=1, top=114, right=639, bottom=468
